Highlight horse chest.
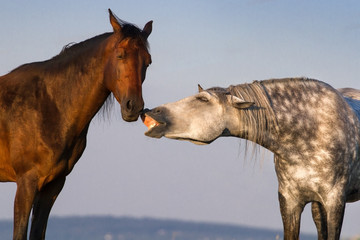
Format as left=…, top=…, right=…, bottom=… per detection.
left=274, top=155, right=337, bottom=195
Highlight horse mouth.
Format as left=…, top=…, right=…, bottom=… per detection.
left=141, top=111, right=166, bottom=138
left=122, top=113, right=140, bottom=122
left=141, top=109, right=213, bottom=145
left=167, top=136, right=213, bottom=145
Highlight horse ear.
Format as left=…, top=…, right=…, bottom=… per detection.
left=142, top=21, right=153, bottom=39
left=198, top=84, right=204, bottom=93
left=109, top=9, right=122, bottom=33
left=227, top=95, right=254, bottom=109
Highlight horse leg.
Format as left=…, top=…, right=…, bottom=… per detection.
left=29, top=176, right=66, bottom=240
left=311, top=201, right=327, bottom=240
left=324, top=201, right=345, bottom=240
left=13, top=173, right=39, bottom=240
left=278, top=192, right=304, bottom=240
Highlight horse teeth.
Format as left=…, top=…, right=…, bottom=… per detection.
left=148, top=122, right=159, bottom=130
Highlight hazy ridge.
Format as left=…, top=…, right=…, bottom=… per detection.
left=0, top=216, right=317, bottom=240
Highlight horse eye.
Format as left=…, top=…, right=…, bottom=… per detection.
left=196, top=96, right=209, bottom=102
left=117, top=50, right=126, bottom=60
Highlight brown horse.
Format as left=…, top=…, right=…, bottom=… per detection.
left=0, top=9, right=152, bottom=240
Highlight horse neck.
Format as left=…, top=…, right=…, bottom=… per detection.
left=251, top=78, right=327, bottom=153
left=229, top=82, right=279, bottom=150
left=43, top=34, right=112, bottom=132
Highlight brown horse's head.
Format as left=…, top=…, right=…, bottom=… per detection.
left=104, top=9, right=152, bottom=122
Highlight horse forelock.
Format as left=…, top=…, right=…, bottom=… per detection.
left=121, top=24, right=150, bottom=50
left=111, top=16, right=149, bottom=46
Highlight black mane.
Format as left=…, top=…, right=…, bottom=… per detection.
left=56, top=33, right=111, bottom=59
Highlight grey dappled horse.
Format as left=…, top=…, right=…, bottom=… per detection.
left=142, top=78, right=360, bottom=240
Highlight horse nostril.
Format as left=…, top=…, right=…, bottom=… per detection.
left=126, top=100, right=134, bottom=111
left=154, top=107, right=162, bottom=114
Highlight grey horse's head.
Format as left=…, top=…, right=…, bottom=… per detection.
left=142, top=85, right=254, bottom=145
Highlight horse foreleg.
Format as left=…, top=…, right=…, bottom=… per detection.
left=278, top=192, right=304, bottom=240
left=311, top=201, right=327, bottom=240
left=29, top=176, right=66, bottom=240
left=13, top=173, right=39, bottom=240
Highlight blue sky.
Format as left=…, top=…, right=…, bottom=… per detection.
left=1, top=0, right=360, bottom=237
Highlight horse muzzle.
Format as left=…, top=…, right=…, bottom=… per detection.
left=141, top=107, right=169, bottom=138
left=120, top=98, right=144, bottom=122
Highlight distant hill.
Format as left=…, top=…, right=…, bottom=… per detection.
left=0, top=216, right=316, bottom=240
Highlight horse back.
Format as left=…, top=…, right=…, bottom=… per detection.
left=338, top=88, right=360, bottom=121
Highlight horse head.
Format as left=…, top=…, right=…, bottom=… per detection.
left=104, top=9, right=152, bottom=122
left=142, top=85, right=254, bottom=144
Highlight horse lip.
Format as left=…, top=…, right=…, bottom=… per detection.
left=122, top=113, right=140, bottom=122
left=121, top=106, right=143, bottom=122
left=167, top=136, right=214, bottom=145
left=142, top=112, right=167, bottom=138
